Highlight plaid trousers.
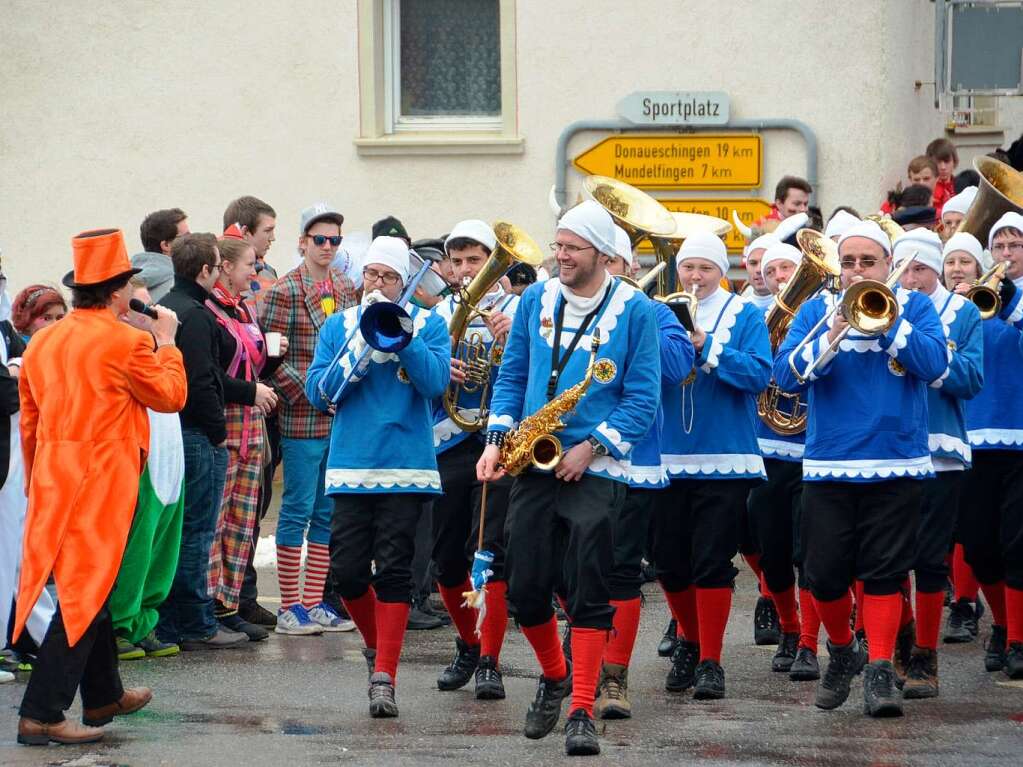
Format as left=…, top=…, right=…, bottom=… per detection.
left=208, top=404, right=265, bottom=610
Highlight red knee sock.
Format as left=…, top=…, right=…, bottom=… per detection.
left=952, top=544, right=980, bottom=602
left=695, top=587, right=732, bottom=663
left=604, top=598, right=642, bottom=667
left=570, top=628, right=608, bottom=717
left=480, top=581, right=509, bottom=661
left=374, top=601, right=410, bottom=679
left=982, top=581, right=1007, bottom=627
left=798, top=587, right=821, bottom=652
left=663, top=587, right=699, bottom=644
left=302, top=542, right=331, bottom=609
left=276, top=544, right=303, bottom=609
left=1006, top=587, right=1023, bottom=645
left=743, top=553, right=763, bottom=581
left=343, top=588, right=378, bottom=649
left=771, top=585, right=800, bottom=635
left=853, top=580, right=865, bottom=633
left=521, top=616, right=568, bottom=680
left=863, top=593, right=902, bottom=662
left=814, top=591, right=853, bottom=647
left=438, top=579, right=480, bottom=647
left=914, top=590, right=945, bottom=651
left=898, top=578, right=914, bottom=629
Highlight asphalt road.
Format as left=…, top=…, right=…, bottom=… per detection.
left=2, top=566, right=1022, bottom=767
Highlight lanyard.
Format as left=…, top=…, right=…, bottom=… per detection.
left=547, top=282, right=612, bottom=400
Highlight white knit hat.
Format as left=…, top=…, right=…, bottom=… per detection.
left=760, top=242, right=802, bottom=276
left=824, top=210, right=860, bottom=241
left=893, top=229, right=943, bottom=275
left=988, top=211, right=1023, bottom=250
left=557, top=200, right=617, bottom=256
left=445, top=219, right=497, bottom=254
left=838, top=220, right=892, bottom=257
left=943, top=232, right=988, bottom=272
left=613, top=225, right=633, bottom=266
left=941, top=186, right=978, bottom=220
left=744, top=233, right=777, bottom=258
left=676, top=230, right=729, bottom=276
left=364, top=236, right=410, bottom=284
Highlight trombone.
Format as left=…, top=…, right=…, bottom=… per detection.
left=787, top=251, right=918, bottom=384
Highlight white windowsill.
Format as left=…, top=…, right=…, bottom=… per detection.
left=354, top=134, right=525, bottom=156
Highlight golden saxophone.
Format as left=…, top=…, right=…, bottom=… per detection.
left=498, top=330, right=601, bottom=476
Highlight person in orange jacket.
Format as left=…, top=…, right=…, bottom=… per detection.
left=14, top=229, right=187, bottom=746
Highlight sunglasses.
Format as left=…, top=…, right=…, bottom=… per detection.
left=309, top=234, right=343, bottom=247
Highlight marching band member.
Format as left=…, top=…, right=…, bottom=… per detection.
left=938, top=187, right=978, bottom=243
left=960, top=212, right=1023, bottom=679
left=477, top=201, right=660, bottom=756
left=891, top=229, right=983, bottom=698
left=657, top=231, right=771, bottom=700
left=430, top=220, right=518, bottom=700
left=748, top=241, right=821, bottom=680
left=740, top=234, right=778, bottom=312
left=305, top=236, right=451, bottom=718
left=824, top=210, right=861, bottom=242
left=594, top=227, right=693, bottom=720
left=774, top=220, right=947, bottom=717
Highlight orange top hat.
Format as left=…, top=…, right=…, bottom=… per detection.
left=62, top=228, right=141, bottom=288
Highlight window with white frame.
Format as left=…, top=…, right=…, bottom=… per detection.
left=383, top=0, right=502, bottom=132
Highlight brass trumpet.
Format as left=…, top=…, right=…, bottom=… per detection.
left=966, top=260, right=1010, bottom=320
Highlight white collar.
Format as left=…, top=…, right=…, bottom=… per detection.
left=560, top=271, right=611, bottom=313
left=926, top=282, right=949, bottom=310
left=1014, top=274, right=1023, bottom=291
left=696, top=286, right=729, bottom=325
left=746, top=291, right=774, bottom=310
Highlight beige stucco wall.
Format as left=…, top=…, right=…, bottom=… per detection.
left=1, top=0, right=1019, bottom=293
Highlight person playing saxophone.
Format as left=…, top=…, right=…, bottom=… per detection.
left=476, top=200, right=660, bottom=757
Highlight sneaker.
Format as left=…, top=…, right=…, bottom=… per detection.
left=863, top=660, right=904, bottom=717
left=474, top=655, right=506, bottom=700
left=789, top=646, right=820, bottom=681
left=815, top=636, right=867, bottom=710
left=368, top=672, right=399, bottom=718
left=308, top=602, right=356, bottom=633
left=772, top=632, right=799, bottom=672
left=136, top=631, right=180, bottom=658
left=437, top=638, right=480, bottom=691
left=657, top=618, right=679, bottom=657
left=116, top=635, right=145, bottom=661
left=985, top=625, right=1007, bottom=672
left=180, top=627, right=249, bottom=651
left=665, top=640, right=699, bottom=692
left=1005, top=642, right=1023, bottom=680
left=0, top=669, right=14, bottom=683
left=943, top=599, right=974, bottom=644
left=238, top=601, right=278, bottom=627
left=274, top=605, right=323, bottom=636
left=524, top=661, right=572, bottom=740
left=564, top=708, right=600, bottom=756
left=893, top=620, right=915, bottom=688
left=902, top=646, right=938, bottom=699
left=754, top=596, right=781, bottom=646
left=593, top=662, right=630, bottom=720
left=219, top=612, right=269, bottom=641
left=692, top=660, right=725, bottom=700
left=407, top=605, right=444, bottom=631
left=362, top=648, right=377, bottom=680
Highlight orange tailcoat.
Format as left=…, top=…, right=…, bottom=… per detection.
left=14, top=308, right=187, bottom=646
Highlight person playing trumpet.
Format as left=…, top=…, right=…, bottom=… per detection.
left=430, top=220, right=518, bottom=700
left=773, top=220, right=947, bottom=718
left=477, top=201, right=660, bottom=756
left=305, top=236, right=451, bottom=719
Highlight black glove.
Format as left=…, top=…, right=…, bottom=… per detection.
left=999, top=276, right=1017, bottom=313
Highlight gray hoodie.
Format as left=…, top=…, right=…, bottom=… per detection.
left=131, top=251, right=175, bottom=303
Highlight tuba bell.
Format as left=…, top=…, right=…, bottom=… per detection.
left=958, top=156, right=1023, bottom=245
left=442, top=222, right=544, bottom=433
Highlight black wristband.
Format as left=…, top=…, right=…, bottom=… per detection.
left=486, top=431, right=505, bottom=447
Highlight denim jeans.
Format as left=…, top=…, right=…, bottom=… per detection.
left=276, top=437, right=332, bottom=547
left=157, top=428, right=228, bottom=642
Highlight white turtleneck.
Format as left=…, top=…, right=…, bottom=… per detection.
left=745, top=291, right=774, bottom=311
left=925, top=281, right=949, bottom=310
left=695, top=285, right=730, bottom=328
left=559, top=271, right=612, bottom=324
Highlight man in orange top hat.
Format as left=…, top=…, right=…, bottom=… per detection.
left=14, top=228, right=187, bottom=746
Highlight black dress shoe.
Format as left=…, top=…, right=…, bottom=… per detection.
left=985, top=625, right=1007, bottom=672
left=219, top=613, right=269, bottom=641
left=772, top=633, right=799, bottom=672
left=789, top=646, right=820, bottom=681
left=666, top=640, right=699, bottom=692
left=437, top=638, right=480, bottom=691
left=692, top=660, right=725, bottom=700
left=564, top=708, right=600, bottom=756
left=863, top=660, right=904, bottom=717
left=754, top=597, right=781, bottom=646
left=238, top=601, right=278, bottom=627
left=657, top=618, right=679, bottom=657
left=524, top=662, right=572, bottom=739
left=475, top=655, right=506, bottom=700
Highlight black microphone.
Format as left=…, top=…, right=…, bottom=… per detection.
left=129, top=297, right=160, bottom=320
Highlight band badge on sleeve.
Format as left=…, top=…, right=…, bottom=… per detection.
left=397, top=367, right=411, bottom=384
left=593, top=358, right=617, bottom=384
left=947, top=339, right=957, bottom=352
left=887, top=358, right=906, bottom=377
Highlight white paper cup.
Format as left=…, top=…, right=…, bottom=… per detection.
left=265, top=332, right=283, bottom=357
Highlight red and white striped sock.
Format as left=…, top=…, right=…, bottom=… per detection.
left=276, top=544, right=303, bottom=610
left=302, top=542, right=331, bottom=609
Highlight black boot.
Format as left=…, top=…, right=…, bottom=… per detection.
left=985, top=625, right=1007, bottom=672
left=863, top=660, right=903, bottom=717
left=1005, top=642, right=1023, bottom=680
left=524, top=662, right=573, bottom=739
left=893, top=620, right=915, bottom=689
left=474, top=655, right=506, bottom=700
left=657, top=618, right=679, bottom=657
left=815, top=636, right=867, bottom=710
left=903, top=646, right=939, bottom=699
left=789, top=646, right=820, bottom=681
left=943, top=598, right=974, bottom=644
left=692, top=660, right=725, bottom=700
left=437, top=637, right=480, bottom=691
left=754, top=596, right=781, bottom=646
left=564, top=708, right=600, bottom=756
left=665, top=640, right=699, bottom=692
left=772, top=632, right=799, bottom=672
left=368, top=672, right=399, bottom=718
left=408, top=593, right=444, bottom=630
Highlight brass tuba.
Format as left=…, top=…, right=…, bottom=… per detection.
left=959, top=156, right=1023, bottom=244
left=864, top=213, right=906, bottom=245
left=442, top=222, right=544, bottom=432
left=756, top=230, right=841, bottom=435
left=966, top=260, right=1010, bottom=320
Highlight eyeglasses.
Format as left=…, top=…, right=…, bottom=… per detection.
left=363, top=268, right=401, bottom=286
left=839, top=257, right=880, bottom=269
left=991, top=242, right=1023, bottom=255
left=549, top=242, right=595, bottom=256
left=209, top=261, right=222, bottom=274
left=310, top=234, right=343, bottom=247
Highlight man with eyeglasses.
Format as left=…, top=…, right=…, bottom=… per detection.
left=774, top=220, right=946, bottom=718
left=261, top=204, right=357, bottom=636
left=477, top=201, right=660, bottom=756
left=961, top=211, right=1023, bottom=680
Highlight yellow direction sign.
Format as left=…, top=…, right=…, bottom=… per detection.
left=637, top=198, right=772, bottom=253
left=573, top=134, right=761, bottom=190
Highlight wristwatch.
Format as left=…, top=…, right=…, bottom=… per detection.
left=587, top=435, right=609, bottom=458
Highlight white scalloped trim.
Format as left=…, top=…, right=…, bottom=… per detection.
left=434, top=410, right=479, bottom=448
left=629, top=463, right=668, bottom=487
left=885, top=318, right=913, bottom=358
left=596, top=422, right=631, bottom=454
left=697, top=292, right=742, bottom=373
left=589, top=455, right=632, bottom=480
left=968, top=428, right=1023, bottom=448
left=758, top=438, right=805, bottom=460
left=928, top=432, right=971, bottom=463
left=538, top=277, right=637, bottom=350
left=488, top=414, right=516, bottom=430
left=325, top=467, right=441, bottom=490
left=662, top=452, right=765, bottom=477
left=803, top=455, right=932, bottom=479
